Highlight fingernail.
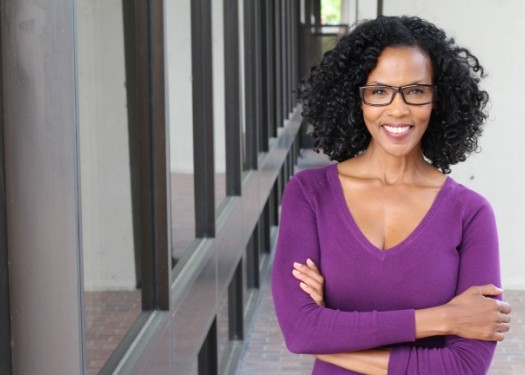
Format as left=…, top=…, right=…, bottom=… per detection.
left=306, top=258, right=314, bottom=266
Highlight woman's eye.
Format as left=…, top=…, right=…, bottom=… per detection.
left=406, top=87, right=425, bottom=95
left=371, top=89, right=387, bottom=96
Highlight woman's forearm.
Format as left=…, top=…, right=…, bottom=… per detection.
left=316, top=348, right=390, bottom=375
left=415, top=285, right=510, bottom=341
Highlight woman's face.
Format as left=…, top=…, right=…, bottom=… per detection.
left=361, top=46, right=434, bottom=158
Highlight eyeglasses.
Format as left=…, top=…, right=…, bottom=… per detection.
left=359, top=84, right=436, bottom=106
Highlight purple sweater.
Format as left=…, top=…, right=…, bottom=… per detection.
left=272, top=164, right=501, bottom=374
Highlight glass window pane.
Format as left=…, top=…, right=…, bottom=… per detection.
left=77, top=1, right=141, bottom=372
left=212, top=0, right=227, bottom=210
left=166, top=0, right=197, bottom=266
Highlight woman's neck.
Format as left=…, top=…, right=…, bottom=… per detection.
left=346, top=145, right=438, bottom=186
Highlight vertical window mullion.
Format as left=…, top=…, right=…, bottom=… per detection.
left=131, top=0, right=170, bottom=311
left=257, top=0, right=269, bottom=152
left=228, top=261, right=244, bottom=340
left=198, top=318, right=218, bottom=375
left=287, top=1, right=294, bottom=113
left=224, top=0, right=242, bottom=196
left=191, top=0, right=216, bottom=237
left=274, top=0, right=283, bottom=127
left=149, top=0, right=170, bottom=311
left=266, top=0, right=276, bottom=138
left=291, top=0, right=299, bottom=108
left=246, top=228, right=260, bottom=289
left=280, top=0, right=288, bottom=119
left=243, top=0, right=258, bottom=169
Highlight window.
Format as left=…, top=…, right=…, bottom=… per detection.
left=77, top=2, right=142, bottom=372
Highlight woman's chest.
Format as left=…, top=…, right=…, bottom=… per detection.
left=318, top=228, right=461, bottom=312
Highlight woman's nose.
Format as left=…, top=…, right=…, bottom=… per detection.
left=387, top=91, right=410, bottom=116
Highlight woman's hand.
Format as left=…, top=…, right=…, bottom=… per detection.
left=292, top=259, right=325, bottom=306
left=416, top=284, right=512, bottom=341
left=443, top=285, right=511, bottom=341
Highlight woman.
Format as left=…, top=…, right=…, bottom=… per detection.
left=272, top=16, right=511, bottom=375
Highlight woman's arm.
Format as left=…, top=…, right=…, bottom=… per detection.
left=295, top=261, right=510, bottom=374
left=290, top=193, right=511, bottom=374
left=294, top=261, right=511, bottom=341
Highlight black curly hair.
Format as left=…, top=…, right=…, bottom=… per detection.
left=298, top=15, right=489, bottom=174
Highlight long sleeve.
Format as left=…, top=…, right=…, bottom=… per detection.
left=272, top=172, right=416, bottom=354
left=272, top=166, right=502, bottom=374
left=388, top=193, right=501, bottom=374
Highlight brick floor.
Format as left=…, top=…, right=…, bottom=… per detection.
left=235, top=149, right=525, bottom=375
left=84, top=290, right=142, bottom=374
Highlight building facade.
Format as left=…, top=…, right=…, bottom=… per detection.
left=0, top=0, right=360, bottom=374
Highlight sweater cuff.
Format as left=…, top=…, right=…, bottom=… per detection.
left=388, top=346, right=410, bottom=375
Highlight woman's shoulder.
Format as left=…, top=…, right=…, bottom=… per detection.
left=288, top=164, right=336, bottom=188
left=444, top=176, right=494, bottom=213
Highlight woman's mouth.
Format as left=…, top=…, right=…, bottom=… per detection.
left=382, top=124, right=413, bottom=137
left=383, top=125, right=411, bottom=134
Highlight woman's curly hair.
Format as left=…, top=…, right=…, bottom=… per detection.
left=298, top=16, right=489, bottom=174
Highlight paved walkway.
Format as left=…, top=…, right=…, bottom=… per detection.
left=235, top=150, right=525, bottom=375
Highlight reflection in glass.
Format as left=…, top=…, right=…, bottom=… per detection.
left=217, top=294, right=229, bottom=368
left=213, top=0, right=227, bottom=211
left=166, top=0, right=198, bottom=267
left=77, top=1, right=141, bottom=372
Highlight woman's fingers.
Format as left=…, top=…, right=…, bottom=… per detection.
left=294, top=260, right=324, bottom=284
left=292, top=268, right=323, bottom=291
left=497, top=300, right=512, bottom=314
left=293, top=260, right=325, bottom=306
left=475, top=284, right=503, bottom=297
left=299, top=281, right=325, bottom=306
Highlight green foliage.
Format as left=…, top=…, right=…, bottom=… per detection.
left=321, top=0, right=341, bottom=24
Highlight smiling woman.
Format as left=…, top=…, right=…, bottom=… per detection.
left=272, top=15, right=511, bottom=375
left=360, top=47, right=435, bottom=162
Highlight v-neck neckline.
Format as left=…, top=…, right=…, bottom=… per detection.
left=328, top=163, right=451, bottom=254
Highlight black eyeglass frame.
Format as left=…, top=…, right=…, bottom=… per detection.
left=359, top=84, right=437, bottom=107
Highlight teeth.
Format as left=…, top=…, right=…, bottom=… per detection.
left=384, top=125, right=410, bottom=134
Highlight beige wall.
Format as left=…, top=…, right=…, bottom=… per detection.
left=78, top=0, right=136, bottom=290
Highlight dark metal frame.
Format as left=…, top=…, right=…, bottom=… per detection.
left=127, top=0, right=170, bottom=312
left=224, top=0, right=242, bottom=196
left=228, top=261, right=244, bottom=341
left=274, top=0, right=283, bottom=128
left=243, top=0, right=259, bottom=170
left=192, top=0, right=216, bottom=237
left=98, top=1, right=171, bottom=373
left=265, top=0, right=277, bottom=139
left=198, top=318, right=218, bottom=375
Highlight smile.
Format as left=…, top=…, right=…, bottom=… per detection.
left=383, top=125, right=411, bottom=134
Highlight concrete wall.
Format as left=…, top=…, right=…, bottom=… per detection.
left=354, top=0, right=525, bottom=289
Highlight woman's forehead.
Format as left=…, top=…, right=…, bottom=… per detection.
left=366, top=46, right=433, bottom=85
